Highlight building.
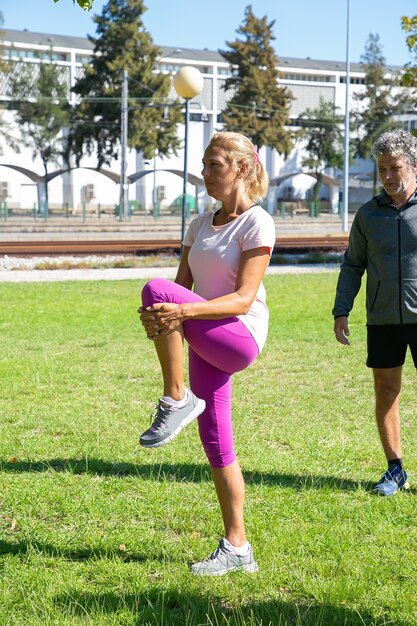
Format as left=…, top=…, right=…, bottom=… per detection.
left=0, top=27, right=414, bottom=214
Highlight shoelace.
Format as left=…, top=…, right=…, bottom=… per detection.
left=197, top=546, right=222, bottom=565
left=150, top=400, right=176, bottom=429
left=204, top=544, right=233, bottom=563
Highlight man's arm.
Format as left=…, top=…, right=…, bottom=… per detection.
left=332, top=213, right=367, bottom=342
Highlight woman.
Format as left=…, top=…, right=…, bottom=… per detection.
left=138, top=131, right=275, bottom=575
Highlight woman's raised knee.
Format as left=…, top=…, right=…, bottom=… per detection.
left=141, top=278, right=172, bottom=308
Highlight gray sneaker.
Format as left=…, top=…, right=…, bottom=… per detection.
left=190, top=539, right=259, bottom=576
left=139, top=391, right=205, bottom=448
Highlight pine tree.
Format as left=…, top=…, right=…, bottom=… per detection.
left=71, top=0, right=181, bottom=167
left=219, top=5, right=293, bottom=156
left=299, top=98, right=344, bottom=202
left=10, top=53, right=71, bottom=206
left=353, top=34, right=401, bottom=194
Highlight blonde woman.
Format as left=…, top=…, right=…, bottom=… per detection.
left=139, top=132, right=275, bottom=575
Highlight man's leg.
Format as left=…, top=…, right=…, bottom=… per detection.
left=373, top=366, right=409, bottom=495
left=373, top=366, right=402, bottom=461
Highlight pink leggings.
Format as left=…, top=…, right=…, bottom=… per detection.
left=141, top=278, right=259, bottom=468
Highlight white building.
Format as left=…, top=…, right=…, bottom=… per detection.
left=0, top=27, right=414, bottom=214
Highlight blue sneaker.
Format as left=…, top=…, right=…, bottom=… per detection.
left=373, top=464, right=409, bottom=496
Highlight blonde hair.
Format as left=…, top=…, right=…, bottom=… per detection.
left=207, top=131, right=269, bottom=202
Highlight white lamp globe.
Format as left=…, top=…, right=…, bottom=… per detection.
left=173, top=66, right=203, bottom=99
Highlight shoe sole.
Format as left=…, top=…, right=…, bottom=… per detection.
left=140, top=398, right=206, bottom=448
left=191, top=562, right=259, bottom=576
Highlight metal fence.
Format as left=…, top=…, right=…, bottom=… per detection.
left=0, top=199, right=357, bottom=223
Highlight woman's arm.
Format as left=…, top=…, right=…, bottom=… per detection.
left=183, top=247, right=270, bottom=318
left=175, top=246, right=194, bottom=290
left=142, top=247, right=271, bottom=337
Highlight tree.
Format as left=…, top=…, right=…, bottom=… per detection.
left=353, top=33, right=401, bottom=193
left=71, top=0, right=181, bottom=168
left=298, top=98, right=344, bottom=202
left=9, top=53, right=71, bottom=206
left=219, top=5, right=293, bottom=157
left=401, top=15, right=417, bottom=88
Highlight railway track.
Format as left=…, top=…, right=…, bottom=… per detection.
left=0, top=236, right=349, bottom=256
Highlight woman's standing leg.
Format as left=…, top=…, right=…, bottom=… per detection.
left=211, top=462, right=246, bottom=547
left=189, top=348, right=247, bottom=545
left=188, top=348, right=258, bottom=575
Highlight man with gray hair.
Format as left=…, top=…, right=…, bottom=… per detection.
left=333, top=128, right=417, bottom=496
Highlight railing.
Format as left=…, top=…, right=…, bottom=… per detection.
left=0, top=199, right=359, bottom=223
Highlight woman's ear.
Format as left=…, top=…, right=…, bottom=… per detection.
left=237, top=161, right=249, bottom=178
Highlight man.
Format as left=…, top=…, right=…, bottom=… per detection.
left=333, top=129, right=417, bottom=496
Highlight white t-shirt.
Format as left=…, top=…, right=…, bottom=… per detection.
left=183, top=205, right=276, bottom=352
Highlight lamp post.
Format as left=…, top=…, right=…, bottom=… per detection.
left=120, top=68, right=129, bottom=221
left=173, top=66, right=203, bottom=244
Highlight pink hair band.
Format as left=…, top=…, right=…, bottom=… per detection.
left=253, top=147, right=260, bottom=165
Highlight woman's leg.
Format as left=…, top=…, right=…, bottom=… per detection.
left=142, top=278, right=260, bottom=571
left=141, top=278, right=258, bottom=376
left=142, top=279, right=192, bottom=400
left=152, top=328, right=185, bottom=401
left=211, top=461, right=246, bottom=547
left=189, top=348, right=248, bottom=547
left=140, top=280, right=207, bottom=448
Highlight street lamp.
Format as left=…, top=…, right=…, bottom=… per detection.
left=172, top=66, right=203, bottom=244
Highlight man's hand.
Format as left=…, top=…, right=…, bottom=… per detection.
left=334, top=316, right=350, bottom=345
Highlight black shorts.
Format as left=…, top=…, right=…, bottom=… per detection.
left=367, top=324, right=417, bottom=368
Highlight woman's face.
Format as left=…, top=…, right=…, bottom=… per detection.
left=201, top=145, right=241, bottom=202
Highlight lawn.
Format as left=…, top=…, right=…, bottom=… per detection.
left=0, top=274, right=416, bottom=626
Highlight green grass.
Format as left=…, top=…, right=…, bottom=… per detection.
left=1, top=274, right=417, bottom=625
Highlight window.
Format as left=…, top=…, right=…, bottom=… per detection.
left=281, top=72, right=334, bottom=83
left=339, top=76, right=366, bottom=84
left=217, top=67, right=231, bottom=76
left=159, top=62, right=182, bottom=73
left=76, top=54, right=93, bottom=65
left=6, top=47, right=68, bottom=62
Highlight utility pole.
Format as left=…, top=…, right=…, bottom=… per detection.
left=120, top=69, right=129, bottom=221
left=181, top=97, right=190, bottom=245
left=342, top=0, right=351, bottom=233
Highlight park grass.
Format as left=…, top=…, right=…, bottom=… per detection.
left=0, top=273, right=417, bottom=626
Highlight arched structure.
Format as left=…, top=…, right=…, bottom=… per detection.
left=269, top=170, right=340, bottom=189
left=270, top=170, right=340, bottom=213
left=0, top=163, right=204, bottom=210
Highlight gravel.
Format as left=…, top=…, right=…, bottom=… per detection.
left=0, top=254, right=137, bottom=271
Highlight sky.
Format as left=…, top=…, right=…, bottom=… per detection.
left=1, top=0, right=416, bottom=67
